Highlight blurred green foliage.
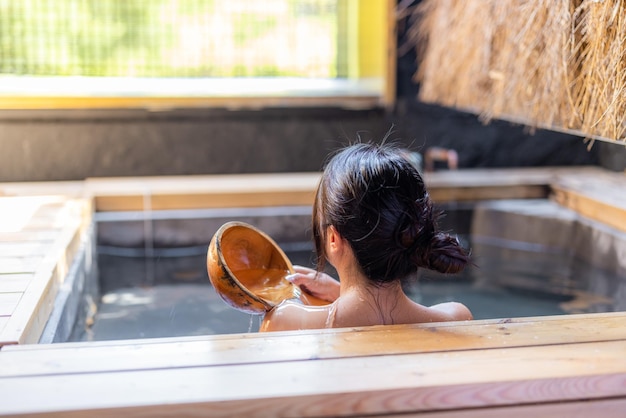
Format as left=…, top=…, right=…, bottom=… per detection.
left=0, top=0, right=337, bottom=77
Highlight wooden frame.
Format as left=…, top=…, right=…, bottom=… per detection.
left=0, top=166, right=625, bottom=416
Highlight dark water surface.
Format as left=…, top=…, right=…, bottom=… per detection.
left=73, top=238, right=618, bottom=342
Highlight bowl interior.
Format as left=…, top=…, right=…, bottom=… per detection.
left=220, top=224, right=296, bottom=304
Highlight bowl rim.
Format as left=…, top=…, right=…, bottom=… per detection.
left=211, top=221, right=296, bottom=310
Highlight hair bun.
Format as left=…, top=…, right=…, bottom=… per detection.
left=425, top=233, right=469, bottom=274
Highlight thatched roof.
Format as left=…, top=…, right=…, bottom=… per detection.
left=405, top=0, right=626, bottom=147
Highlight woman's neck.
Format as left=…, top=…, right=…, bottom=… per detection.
left=336, top=272, right=410, bottom=327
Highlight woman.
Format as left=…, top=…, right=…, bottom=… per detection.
left=260, top=142, right=472, bottom=332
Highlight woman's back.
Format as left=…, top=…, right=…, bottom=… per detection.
left=260, top=284, right=472, bottom=332
left=260, top=141, right=472, bottom=333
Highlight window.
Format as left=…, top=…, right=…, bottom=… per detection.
left=0, top=0, right=395, bottom=110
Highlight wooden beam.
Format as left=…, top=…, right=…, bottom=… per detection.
left=2, top=312, right=625, bottom=377
left=1, top=167, right=606, bottom=212
left=0, top=274, right=32, bottom=293
left=551, top=170, right=626, bottom=233
left=0, top=336, right=625, bottom=416
left=0, top=198, right=91, bottom=346
left=393, top=398, right=626, bottom=418
left=0, top=293, right=21, bottom=316
left=429, top=184, right=549, bottom=202
left=86, top=173, right=320, bottom=211
left=86, top=168, right=596, bottom=211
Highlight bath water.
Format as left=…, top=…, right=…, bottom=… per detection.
left=235, top=267, right=295, bottom=303
left=71, top=237, right=618, bottom=342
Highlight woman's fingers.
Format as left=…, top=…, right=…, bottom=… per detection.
left=286, top=266, right=340, bottom=302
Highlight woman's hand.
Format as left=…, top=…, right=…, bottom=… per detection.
left=286, top=265, right=340, bottom=302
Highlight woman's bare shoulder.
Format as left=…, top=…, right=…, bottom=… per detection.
left=422, top=302, right=473, bottom=322
left=259, top=301, right=332, bottom=332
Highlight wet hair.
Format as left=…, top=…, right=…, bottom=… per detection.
left=313, top=142, right=469, bottom=285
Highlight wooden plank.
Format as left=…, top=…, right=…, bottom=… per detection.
left=0, top=167, right=604, bottom=212
left=0, top=168, right=623, bottom=417
left=94, top=190, right=317, bottom=212
left=429, top=184, right=549, bottom=202
left=7, top=310, right=623, bottom=351
left=0, top=273, right=32, bottom=293
left=424, top=166, right=611, bottom=202
left=22, top=204, right=69, bottom=229
left=551, top=170, right=626, bottom=226
left=1, top=339, right=626, bottom=417
left=8, top=397, right=625, bottom=418
left=552, top=171, right=626, bottom=234
left=0, top=181, right=85, bottom=198
left=0, top=293, right=21, bottom=316
left=552, top=188, right=626, bottom=233
left=0, top=168, right=605, bottom=199
left=0, top=196, right=69, bottom=233
left=1, top=312, right=625, bottom=377
left=423, top=166, right=603, bottom=188
left=86, top=173, right=321, bottom=211
left=0, top=256, right=43, bottom=274
left=0, top=242, right=51, bottom=257
left=86, top=168, right=597, bottom=211
left=0, top=230, right=59, bottom=242
left=554, top=169, right=626, bottom=207
left=0, top=316, right=7, bottom=335
left=85, top=173, right=322, bottom=194
left=384, top=398, right=626, bottom=418
left=0, top=226, right=83, bottom=345
left=0, top=199, right=91, bottom=346
left=0, top=266, right=58, bottom=347
left=0, top=196, right=90, bottom=346
left=150, top=190, right=317, bottom=209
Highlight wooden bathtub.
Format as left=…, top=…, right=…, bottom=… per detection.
left=0, top=167, right=625, bottom=416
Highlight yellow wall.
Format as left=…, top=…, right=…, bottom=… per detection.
left=357, top=0, right=387, bottom=78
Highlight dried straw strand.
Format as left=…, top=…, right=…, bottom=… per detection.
left=407, top=0, right=626, bottom=145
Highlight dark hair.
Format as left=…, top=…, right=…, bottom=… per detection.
left=313, top=142, right=469, bottom=284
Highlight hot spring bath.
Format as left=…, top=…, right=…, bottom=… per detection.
left=50, top=200, right=624, bottom=343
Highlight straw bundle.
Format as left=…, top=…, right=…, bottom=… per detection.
left=405, top=0, right=626, bottom=146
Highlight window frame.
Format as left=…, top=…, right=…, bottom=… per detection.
left=0, top=0, right=396, bottom=111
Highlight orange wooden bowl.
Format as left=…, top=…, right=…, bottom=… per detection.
left=207, top=221, right=326, bottom=314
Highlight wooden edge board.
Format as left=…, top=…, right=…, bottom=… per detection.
left=94, top=191, right=317, bottom=212
left=93, top=183, right=552, bottom=212
left=0, top=316, right=8, bottom=333
left=12, top=397, right=626, bottom=418
left=0, top=167, right=607, bottom=212
left=6, top=311, right=624, bottom=351
left=0, top=293, right=22, bottom=316
left=0, top=339, right=625, bottom=417
left=552, top=186, right=626, bottom=234
left=429, top=185, right=549, bottom=202
left=0, top=168, right=623, bottom=416
left=1, top=312, right=625, bottom=377
left=379, top=398, right=626, bottom=418
left=0, top=208, right=87, bottom=346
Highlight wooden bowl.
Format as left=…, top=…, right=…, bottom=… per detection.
left=207, top=221, right=325, bottom=314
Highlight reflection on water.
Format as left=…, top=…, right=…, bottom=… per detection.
left=80, top=284, right=251, bottom=341
left=73, top=238, right=619, bottom=342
